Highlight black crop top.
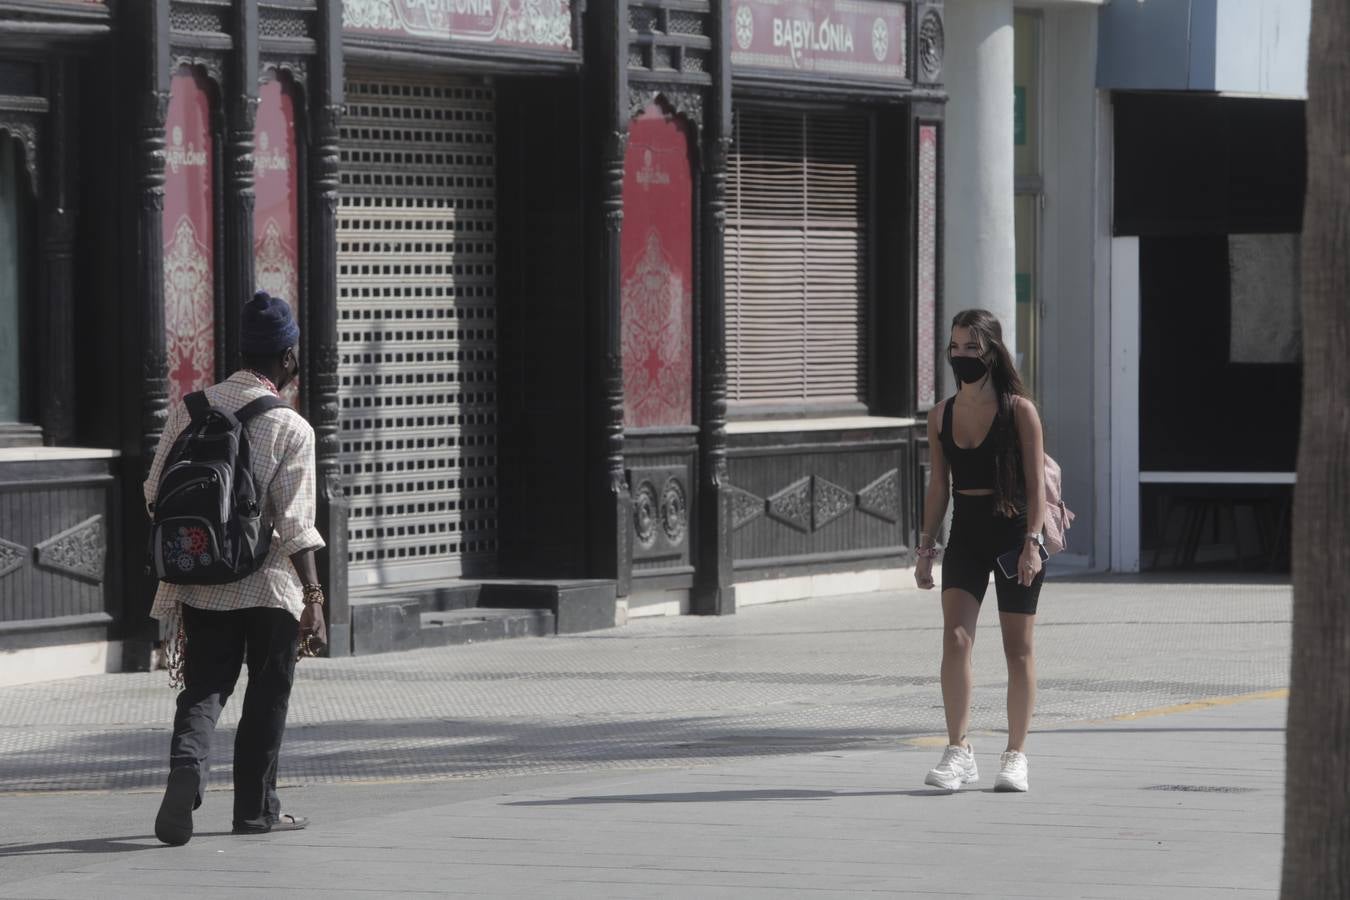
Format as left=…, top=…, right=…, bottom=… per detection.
left=939, top=398, right=1001, bottom=492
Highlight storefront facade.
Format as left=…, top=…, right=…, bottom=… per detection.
left=0, top=0, right=119, bottom=683
left=1096, top=0, right=1308, bottom=573
left=2, top=0, right=946, bottom=680
left=713, top=0, right=947, bottom=608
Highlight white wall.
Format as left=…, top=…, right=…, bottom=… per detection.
left=1214, top=0, right=1309, bottom=98
left=942, top=0, right=1016, bottom=393
left=1037, top=5, right=1101, bottom=567
left=0, top=642, right=126, bottom=687
left=1109, top=236, right=1141, bottom=574
left=1098, top=0, right=1310, bottom=99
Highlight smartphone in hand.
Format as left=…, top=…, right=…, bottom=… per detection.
left=996, top=543, right=1049, bottom=580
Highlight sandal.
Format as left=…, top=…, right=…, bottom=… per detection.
left=232, top=813, right=309, bottom=835
left=272, top=814, right=309, bottom=831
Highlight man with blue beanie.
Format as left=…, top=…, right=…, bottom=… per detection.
left=145, top=290, right=328, bottom=845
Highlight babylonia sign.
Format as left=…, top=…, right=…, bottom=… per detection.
left=342, top=0, right=573, bottom=51
left=731, top=0, right=907, bottom=82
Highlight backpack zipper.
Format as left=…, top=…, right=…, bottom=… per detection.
left=156, top=474, right=219, bottom=509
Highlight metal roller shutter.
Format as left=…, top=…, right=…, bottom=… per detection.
left=726, top=108, right=870, bottom=406
left=337, top=73, right=498, bottom=587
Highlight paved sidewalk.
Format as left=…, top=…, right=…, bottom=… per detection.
left=0, top=576, right=1291, bottom=896
left=0, top=695, right=1286, bottom=898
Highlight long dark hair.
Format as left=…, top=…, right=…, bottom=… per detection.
left=948, top=309, right=1034, bottom=516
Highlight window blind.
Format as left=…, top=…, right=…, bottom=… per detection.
left=726, top=107, right=869, bottom=406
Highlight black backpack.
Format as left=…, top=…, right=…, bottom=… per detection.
left=149, top=391, right=287, bottom=585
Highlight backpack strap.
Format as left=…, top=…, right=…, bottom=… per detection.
left=184, top=391, right=210, bottom=422
left=235, top=395, right=288, bottom=425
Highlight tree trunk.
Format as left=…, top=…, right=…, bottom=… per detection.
left=1282, top=1, right=1350, bottom=897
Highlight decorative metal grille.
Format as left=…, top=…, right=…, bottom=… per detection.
left=667, top=10, right=706, bottom=35
left=337, top=72, right=498, bottom=587
left=260, top=10, right=309, bottom=38
left=168, top=9, right=228, bottom=34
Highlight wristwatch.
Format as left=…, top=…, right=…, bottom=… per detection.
left=1025, top=532, right=1044, bottom=548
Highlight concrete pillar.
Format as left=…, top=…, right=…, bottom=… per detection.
left=942, top=0, right=1016, bottom=387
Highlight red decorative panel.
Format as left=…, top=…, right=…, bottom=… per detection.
left=163, top=71, right=216, bottom=408
left=254, top=80, right=302, bottom=409
left=254, top=81, right=299, bottom=308
left=621, top=104, right=693, bottom=429
left=916, top=124, right=938, bottom=410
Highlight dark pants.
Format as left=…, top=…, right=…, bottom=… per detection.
left=170, top=604, right=299, bottom=830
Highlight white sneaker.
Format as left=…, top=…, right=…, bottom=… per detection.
left=924, top=743, right=978, bottom=791
left=994, top=750, right=1029, bottom=792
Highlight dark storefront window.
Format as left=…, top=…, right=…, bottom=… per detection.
left=726, top=107, right=870, bottom=409
left=0, top=137, right=32, bottom=426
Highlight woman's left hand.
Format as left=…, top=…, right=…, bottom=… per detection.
left=1017, top=543, right=1043, bottom=587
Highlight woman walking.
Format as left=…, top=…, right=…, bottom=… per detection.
left=914, top=309, right=1047, bottom=793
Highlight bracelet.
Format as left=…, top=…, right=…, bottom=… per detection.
left=302, top=583, right=325, bottom=605
left=916, top=545, right=941, bottom=560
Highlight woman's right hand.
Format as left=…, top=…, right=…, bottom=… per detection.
left=915, top=558, right=935, bottom=590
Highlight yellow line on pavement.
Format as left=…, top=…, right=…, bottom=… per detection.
left=1110, top=688, right=1288, bottom=720
left=905, top=736, right=946, bottom=749
left=899, top=688, right=1289, bottom=748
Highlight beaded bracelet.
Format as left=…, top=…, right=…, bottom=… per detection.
left=915, top=545, right=941, bottom=560
left=302, top=583, right=325, bottom=605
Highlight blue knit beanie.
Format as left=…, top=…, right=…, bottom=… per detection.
left=240, top=291, right=299, bottom=355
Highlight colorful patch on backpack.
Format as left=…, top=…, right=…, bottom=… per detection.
left=163, top=525, right=214, bottom=572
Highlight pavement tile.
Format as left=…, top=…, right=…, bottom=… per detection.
left=0, top=577, right=1289, bottom=898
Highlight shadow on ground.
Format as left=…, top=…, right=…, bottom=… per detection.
left=0, top=716, right=924, bottom=794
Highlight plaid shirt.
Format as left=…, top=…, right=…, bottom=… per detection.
left=145, top=370, right=325, bottom=623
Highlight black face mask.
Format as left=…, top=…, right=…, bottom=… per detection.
left=950, top=355, right=989, bottom=385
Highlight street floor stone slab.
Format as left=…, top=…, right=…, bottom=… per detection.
left=0, top=575, right=1290, bottom=897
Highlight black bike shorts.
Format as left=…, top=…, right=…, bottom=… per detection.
left=941, top=493, right=1043, bottom=615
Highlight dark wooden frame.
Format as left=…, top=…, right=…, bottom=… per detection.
left=305, top=0, right=346, bottom=653
left=0, top=87, right=44, bottom=446
left=0, top=0, right=136, bottom=659
left=121, top=0, right=344, bottom=658
left=588, top=0, right=731, bottom=611
left=706, top=0, right=944, bottom=583
left=622, top=97, right=704, bottom=599
left=0, top=17, right=104, bottom=449
left=0, top=0, right=110, bottom=38
left=0, top=456, right=122, bottom=649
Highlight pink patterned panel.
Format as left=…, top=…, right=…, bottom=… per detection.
left=254, top=80, right=299, bottom=308
left=621, top=103, right=694, bottom=429
left=163, top=71, right=216, bottom=408
left=254, top=79, right=301, bottom=409
left=916, top=124, right=938, bottom=410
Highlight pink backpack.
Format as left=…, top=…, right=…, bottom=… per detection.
left=1042, top=454, right=1076, bottom=555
